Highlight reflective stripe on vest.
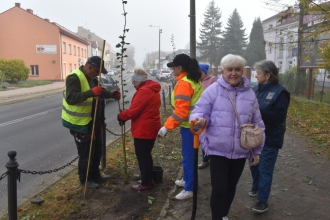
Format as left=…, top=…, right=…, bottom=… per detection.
left=61, top=68, right=93, bottom=126
left=171, top=76, right=203, bottom=128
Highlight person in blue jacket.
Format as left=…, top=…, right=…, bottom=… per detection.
left=249, top=60, right=290, bottom=213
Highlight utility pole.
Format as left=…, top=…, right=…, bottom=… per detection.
left=297, top=0, right=305, bottom=96
left=190, top=0, right=196, bottom=58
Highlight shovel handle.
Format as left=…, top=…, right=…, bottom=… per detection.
left=190, top=119, right=206, bottom=149
left=189, top=119, right=206, bottom=135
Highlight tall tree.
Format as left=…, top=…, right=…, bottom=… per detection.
left=243, top=18, right=266, bottom=67
left=197, top=0, right=222, bottom=68
left=220, top=9, right=247, bottom=58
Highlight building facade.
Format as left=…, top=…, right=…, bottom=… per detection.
left=0, top=3, right=89, bottom=81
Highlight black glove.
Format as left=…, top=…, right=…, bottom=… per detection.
left=117, top=114, right=126, bottom=126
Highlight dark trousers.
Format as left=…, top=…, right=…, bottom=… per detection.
left=134, top=138, right=155, bottom=186
left=71, top=130, right=102, bottom=184
left=209, top=155, right=246, bottom=219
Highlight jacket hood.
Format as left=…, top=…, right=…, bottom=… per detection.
left=139, top=80, right=161, bottom=93
left=217, top=75, right=251, bottom=92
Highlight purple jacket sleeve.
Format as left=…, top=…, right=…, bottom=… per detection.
left=251, top=98, right=266, bottom=155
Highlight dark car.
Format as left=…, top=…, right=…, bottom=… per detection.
left=98, top=74, right=120, bottom=103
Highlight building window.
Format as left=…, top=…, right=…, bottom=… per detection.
left=68, top=44, right=71, bottom=55
left=78, top=47, right=80, bottom=56
left=30, top=65, right=39, bottom=76
left=81, top=48, right=83, bottom=57
left=85, top=49, right=87, bottom=57
left=69, top=63, right=72, bottom=72
left=74, top=46, right=76, bottom=56
left=62, top=42, right=66, bottom=54
left=74, top=64, right=76, bottom=69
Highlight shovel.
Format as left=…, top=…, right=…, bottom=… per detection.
left=189, top=119, right=206, bottom=220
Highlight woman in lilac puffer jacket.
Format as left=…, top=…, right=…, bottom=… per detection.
left=190, top=54, right=265, bottom=220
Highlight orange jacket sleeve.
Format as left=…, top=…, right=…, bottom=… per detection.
left=164, top=80, right=194, bottom=130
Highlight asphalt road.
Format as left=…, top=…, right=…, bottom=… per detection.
left=0, top=74, right=142, bottom=217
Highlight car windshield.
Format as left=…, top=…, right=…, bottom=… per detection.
left=100, top=75, right=115, bottom=84
left=162, top=70, right=170, bottom=73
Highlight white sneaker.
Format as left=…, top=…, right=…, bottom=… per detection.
left=223, top=216, right=228, bottom=220
left=175, top=190, right=193, bottom=200
left=175, top=178, right=185, bottom=187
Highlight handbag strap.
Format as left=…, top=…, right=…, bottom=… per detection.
left=225, top=89, right=241, bottom=126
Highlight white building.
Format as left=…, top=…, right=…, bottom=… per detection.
left=263, top=10, right=299, bottom=73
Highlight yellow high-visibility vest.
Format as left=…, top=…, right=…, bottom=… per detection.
left=171, top=76, right=203, bottom=128
left=62, top=68, right=93, bottom=126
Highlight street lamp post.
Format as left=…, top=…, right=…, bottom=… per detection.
left=149, top=25, right=162, bottom=70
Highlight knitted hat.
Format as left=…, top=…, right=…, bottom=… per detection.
left=199, top=64, right=209, bottom=74
left=132, top=68, right=148, bottom=82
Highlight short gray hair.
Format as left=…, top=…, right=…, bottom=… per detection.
left=253, top=60, right=278, bottom=84
left=221, top=54, right=246, bottom=69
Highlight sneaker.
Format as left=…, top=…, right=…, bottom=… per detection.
left=131, top=184, right=152, bottom=191
left=223, top=217, right=228, bottom=220
left=198, top=161, right=210, bottom=169
left=248, top=189, right=258, bottom=197
left=137, top=179, right=155, bottom=186
left=175, top=178, right=185, bottom=187
left=81, top=181, right=99, bottom=189
left=175, top=190, right=193, bottom=200
left=252, top=201, right=268, bottom=213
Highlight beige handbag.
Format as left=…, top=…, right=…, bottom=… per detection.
left=225, top=89, right=263, bottom=150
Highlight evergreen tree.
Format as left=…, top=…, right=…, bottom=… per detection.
left=197, top=0, right=222, bottom=69
left=243, top=18, right=266, bottom=67
left=220, top=9, right=247, bottom=58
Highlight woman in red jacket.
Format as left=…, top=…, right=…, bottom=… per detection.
left=117, top=68, right=161, bottom=191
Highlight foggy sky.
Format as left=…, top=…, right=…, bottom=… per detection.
left=0, top=0, right=295, bottom=67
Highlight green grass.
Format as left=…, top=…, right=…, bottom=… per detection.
left=288, top=96, right=330, bottom=158
left=15, top=80, right=53, bottom=88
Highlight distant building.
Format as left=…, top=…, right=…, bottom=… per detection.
left=262, top=9, right=299, bottom=73
left=77, top=27, right=116, bottom=71
left=0, top=3, right=89, bottom=81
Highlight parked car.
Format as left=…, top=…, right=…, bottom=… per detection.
left=98, top=74, right=120, bottom=103
left=111, top=68, right=120, bottom=75
left=107, top=70, right=115, bottom=76
left=156, top=70, right=172, bottom=81
left=149, top=69, right=158, bottom=76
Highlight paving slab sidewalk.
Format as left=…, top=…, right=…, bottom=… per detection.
left=159, top=130, right=330, bottom=220
left=0, top=82, right=65, bottom=105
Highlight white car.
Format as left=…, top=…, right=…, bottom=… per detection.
left=107, top=70, right=115, bottom=76
left=156, top=70, right=172, bottom=81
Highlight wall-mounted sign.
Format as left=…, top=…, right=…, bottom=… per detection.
left=36, top=45, right=57, bottom=54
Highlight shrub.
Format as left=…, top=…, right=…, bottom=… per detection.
left=279, top=66, right=307, bottom=96
left=0, top=59, right=29, bottom=82
left=1, top=81, right=10, bottom=89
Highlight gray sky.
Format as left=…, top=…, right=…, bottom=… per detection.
left=1, top=0, right=294, bottom=67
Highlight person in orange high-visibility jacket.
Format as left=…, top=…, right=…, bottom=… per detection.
left=158, top=54, right=203, bottom=200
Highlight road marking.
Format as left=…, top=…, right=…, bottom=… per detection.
left=0, top=107, right=61, bottom=128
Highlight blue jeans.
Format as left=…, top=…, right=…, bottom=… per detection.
left=180, top=127, right=197, bottom=191
left=250, top=145, right=279, bottom=203
left=202, top=150, right=210, bottom=162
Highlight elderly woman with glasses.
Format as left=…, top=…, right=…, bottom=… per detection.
left=190, top=54, right=265, bottom=220
left=117, top=68, right=161, bottom=191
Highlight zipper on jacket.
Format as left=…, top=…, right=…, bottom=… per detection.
left=230, top=90, right=238, bottom=159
